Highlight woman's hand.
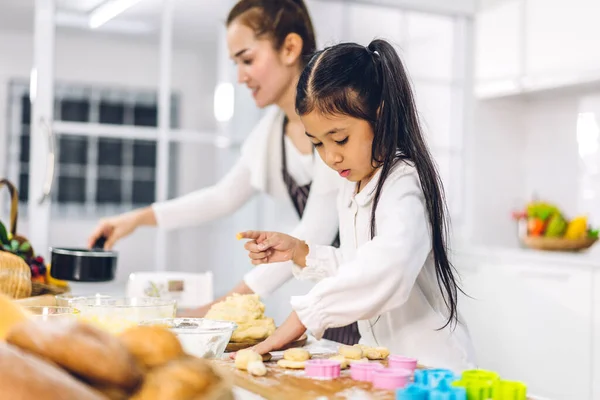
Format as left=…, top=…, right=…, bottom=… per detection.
left=238, top=231, right=309, bottom=267
left=87, top=207, right=155, bottom=250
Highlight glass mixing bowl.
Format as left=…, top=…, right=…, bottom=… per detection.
left=140, top=318, right=237, bottom=359
left=55, top=293, right=113, bottom=307
left=25, top=306, right=80, bottom=321
left=70, top=297, right=177, bottom=334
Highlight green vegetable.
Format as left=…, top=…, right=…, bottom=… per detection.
left=588, top=229, right=599, bottom=239
left=527, top=202, right=559, bottom=221
left=545, top=213, right=567, bottom=237
left=0, top=221, right=8, bottom=245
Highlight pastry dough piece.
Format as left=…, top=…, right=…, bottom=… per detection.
left=230, top=318, right=276, bottom=342
left=205, top=294, right=265, bottom=323
left=277, top=359, right=306, bottom=369
left=347, top=357, right=369, bottom=364
left=365, top=346, right=390, bottom=360
left=247, top=360, right=267, bottom=376
left=234, top=349, right=262, bottom=371
left=328, top=355, right=349, bottom=369
left=206, top=294, right=275, bottom=342
left=283, top=348, right=310, bottom=362
left=338, top=344, right=363, bottom=360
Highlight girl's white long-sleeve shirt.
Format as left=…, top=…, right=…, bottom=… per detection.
left=152, top=107, right=340, bottom=297
left=290, top=162, right=477, bottom=372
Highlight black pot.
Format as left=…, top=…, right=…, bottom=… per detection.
left=49, top=236, right=117, bottom=282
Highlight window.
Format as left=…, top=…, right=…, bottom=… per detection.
left=4, top=81, right=179, bottom=217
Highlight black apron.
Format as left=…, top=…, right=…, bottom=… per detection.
left=281, top=117, right=360, bottom=346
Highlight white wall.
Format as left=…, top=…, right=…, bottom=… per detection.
left=470, top=91, right=589, bottom=248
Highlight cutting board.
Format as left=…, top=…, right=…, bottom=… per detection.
left=226, top=333, right=308, bottom=352
left=212, top=355, right=396, bottom=400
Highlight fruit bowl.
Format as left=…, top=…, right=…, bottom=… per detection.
left=521, top=236, right=598, bottom=252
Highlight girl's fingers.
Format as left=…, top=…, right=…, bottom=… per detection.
left=237, top=230, right=263, bottom=240
left=248, top=250, right=271, bottom=260
left=251, top=257, right=269, bottom=265
left=244, top=240, right=261, bottom=252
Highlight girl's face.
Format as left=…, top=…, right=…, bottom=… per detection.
left=302, top=111, right=377, bottom=186
left=227, top=21, right=299, bottom=109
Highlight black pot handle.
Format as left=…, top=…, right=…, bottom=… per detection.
left=92, top=235, right=108, bottom=250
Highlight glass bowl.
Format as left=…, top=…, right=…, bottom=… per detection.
left=25, top=306, right=80, bottom=321
left=140, top=318, right=237, bottom=359
left=55, top=293, right=113, bottom=307
left=70, top=297, right=177, bottom=334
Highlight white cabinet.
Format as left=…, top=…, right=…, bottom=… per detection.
left=476, top=0, right=600, bottom=96
left=457, top=254, right=593, bottom=400
left=526, top=0, right=600, bottom=78
left=475, top=0, right=522, bottom=82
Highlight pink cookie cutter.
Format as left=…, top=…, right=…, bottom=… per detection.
left=372, top=368, right=412, bottom=390
left=388, top=355, right=418, bottom=374
left=305, top=359, right=341, bottom=380
left=350, top=362, right=385, bottom=382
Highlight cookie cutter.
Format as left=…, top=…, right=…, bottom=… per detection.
left=372, top=368, right=412, bottom=390
left=349, top=362, right=385, bottom=382
left=388, top=355, right=418, bottom=374
left=305, top=359, right=341, bottom=380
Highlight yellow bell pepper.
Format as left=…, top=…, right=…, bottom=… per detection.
left=565, top=216, right=588, bottom=239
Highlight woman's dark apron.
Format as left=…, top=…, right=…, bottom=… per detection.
left=281, top=117, right=360, bottom=345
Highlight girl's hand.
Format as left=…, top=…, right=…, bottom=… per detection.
left=238, top=231, right=309, bottom=267
left=87, top=207, right=155, bottom=250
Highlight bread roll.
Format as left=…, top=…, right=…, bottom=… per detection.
left=7, top=319, right=143, bottom=391
left=0, top=342, right=107, bottom=400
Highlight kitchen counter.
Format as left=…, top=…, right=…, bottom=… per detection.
left=454, top=245, right=600, bottom=400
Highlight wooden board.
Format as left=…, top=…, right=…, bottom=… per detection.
left=226, top=333, right=307, bottom=353
left=212, top=355, right=396, bottom=400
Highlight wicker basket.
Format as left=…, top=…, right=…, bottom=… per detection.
left=0, top=178, right=69, bottom=298
left=521, top=236, right=598, bottom=252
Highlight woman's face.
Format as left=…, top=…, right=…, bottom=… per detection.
left=227, top=21, right=298, bottom=108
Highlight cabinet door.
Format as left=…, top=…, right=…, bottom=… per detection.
left=526, top=0, right=600, bottom=78
left=458, top=258, right=592, bottom=400
left=475, top=0, right=522, bottom=82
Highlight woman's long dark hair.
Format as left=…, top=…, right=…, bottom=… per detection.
left=296, top=39, right=461, bottom=329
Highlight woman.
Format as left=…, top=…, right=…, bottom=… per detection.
left=87, top=0, right=360, bottom=345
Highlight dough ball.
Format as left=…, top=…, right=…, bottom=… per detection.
left=338, top=344, right=363, bottom=360
left=119, top=325, right=184, bottom=369
left=328, top=355, right=349, bottom=369
left=6, top=319, right=142, bottom=391
left=283, top=348, right=310, bottom=362
left=347, top=357, right=369, bottom=364
left=277, top=359, right=306, bottom=369
left=234, top=349, right=262, bottom=371
left=365, top=346, right=390, bottom=360
left=247, top=360, right=267, bottom=376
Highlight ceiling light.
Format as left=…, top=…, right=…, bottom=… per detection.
left=88, top=0, right=146, bottom=29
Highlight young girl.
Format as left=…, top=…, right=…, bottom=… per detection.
left=87, top=0, right=360, bottom=345
left=239, top=39, right=476, bottom=371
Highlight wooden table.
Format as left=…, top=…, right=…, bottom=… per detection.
left=212, top=356, right=396, bottom=400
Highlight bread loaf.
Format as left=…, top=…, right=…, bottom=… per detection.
left=0, top=251, right=31, bottom=299
left=0, top=342, right=108, bottom=400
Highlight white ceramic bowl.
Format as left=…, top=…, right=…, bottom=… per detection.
left=140, top=318, right=237, bottom=359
